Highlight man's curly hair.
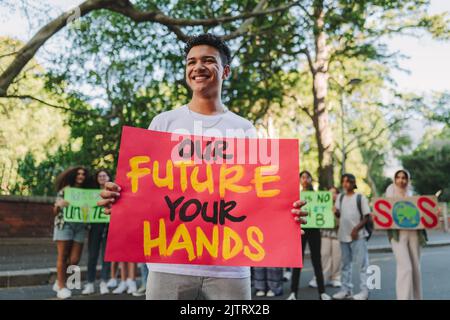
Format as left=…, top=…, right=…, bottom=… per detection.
left=184, top=33, right=232, bottom=66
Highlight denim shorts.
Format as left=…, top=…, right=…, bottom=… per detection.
left=53, top=222, right=87, bottom=243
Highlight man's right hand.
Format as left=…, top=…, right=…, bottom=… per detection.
left=97, top=182, right=121, bottom=215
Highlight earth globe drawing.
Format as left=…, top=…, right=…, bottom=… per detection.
left=393, top=201, right=420, bottom=228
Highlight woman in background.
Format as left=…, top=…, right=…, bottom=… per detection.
left=52, top=166, right=91, bottom=299
left=308, top=186, right=341, bottom=288
left=82, top=169, right=112, bottom=295
left=385, top=169, right=426, bottom=300
left=287, top=171, right=330, bottom=300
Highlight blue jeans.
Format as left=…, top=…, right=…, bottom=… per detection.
left=87, top=223, right=110, bottom=283
left=139, top=263, right=149, bottom=287
left=253, top=267, right=284, bottom=295
left=340, top=239, right=369, bottom=293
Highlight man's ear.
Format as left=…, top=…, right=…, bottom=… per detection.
left=222, top=64, right=231, bottom=80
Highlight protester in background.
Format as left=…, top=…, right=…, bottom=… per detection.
left=253, top=267, right=284, bottom=297
left=52, top=166, right=91, bottom=299
left=133, top=263, right=149, bottom=297
left=287, top=171, right=331, bottom=300
left=82, top=169, right=112, bottom=295
left=332, top=173, right=370, bottom=300
left=385, top=169, right=426, bottom=300
left=106, top=262, right=119, bottom=289
left=112, top=262, right=137, bottom=294
left=283, top=268, right=292, bottom=282
left=309, top=186, right=341, bottom=288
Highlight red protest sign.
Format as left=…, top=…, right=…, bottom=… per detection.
left=105, top=126, right=302, bottom=267
left=372, top=196, right=440, bottom=230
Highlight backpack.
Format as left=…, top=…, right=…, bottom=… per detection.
left=339, top=193, right=374, bottom=241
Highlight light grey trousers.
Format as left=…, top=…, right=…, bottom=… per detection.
left=146, top=271, right=251, bottom=300
left=391, top=230, right=422, bottom=300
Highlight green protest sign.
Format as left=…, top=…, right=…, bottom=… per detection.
left=301, top=191, right=335, bottom=229
left=63, top=187, right=109, bottom=223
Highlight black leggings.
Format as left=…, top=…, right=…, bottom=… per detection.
left=290, top=229, right=325, bottom=297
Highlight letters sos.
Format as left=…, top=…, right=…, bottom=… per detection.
left=373, top=196, right=438, bottom=229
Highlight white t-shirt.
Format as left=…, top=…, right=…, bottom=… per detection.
left=146, top=105, right=256, bottom=278
left=335, top=193, right=371, bottom=243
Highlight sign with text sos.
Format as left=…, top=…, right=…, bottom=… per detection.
left=372, top=196, right=440, bottom=230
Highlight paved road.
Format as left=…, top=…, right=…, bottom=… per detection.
left=2, top=231, right=449, bottom=272
left=1, top=246, right=449, bottom=300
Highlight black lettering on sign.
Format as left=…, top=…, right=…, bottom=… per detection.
left=92, top=206, right=107, bottom=220
left=316, top=213, right=325, bottom=226
left=74, top=207, right=81, bottom=220
left=165, top=196, right=185, bottom=222
left=63, top=207, right=70, bottom=220
left=317, top=193, right=331, bottom=203
left=179, top=198, right=202, bottom=222
left=164, top=196, right=247, bottom=225
left=177, top=138, right=234, bottom=161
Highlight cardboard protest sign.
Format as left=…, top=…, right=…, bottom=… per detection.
left=105, top=126, right=302, bottom=267
left=301, top=191, right=335, bottom=229
left=63, top=188, right=110, bottom=223
left=372, top=196, right=440, bottom=230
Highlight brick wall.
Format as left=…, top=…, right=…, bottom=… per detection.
left=0, top=195, right=55, bottom=237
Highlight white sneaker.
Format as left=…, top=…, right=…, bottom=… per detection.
left=126, top=279, right=137, bottom=294
left=266, top=290, right=276, bottom=297
left=321, top=293, right=332, bottom=300
left=100, top=281, right=109, bottom=295
left=56, top=287, right=72, bottom=299
left=132, top=286, right=146, bottom=297
left=332, top=290, right=352, bottom=300
left=112, top=281, right=128, bottom=294
left=286, top=292, right=297, bottom=300
left=106, top=278, right=118, bottom=288
left=52, top=281, right=60, bottom=292
left=255, top=290, right=265, bottom=297
left=330, top=280, right=342, bottom=288
left=82, top=283, right=95, bottom=295
left=308, top=278, right=318, bottom=288
left=353, top=290, right=369, bottom=300
left=283, top=270, right=292, bottom=281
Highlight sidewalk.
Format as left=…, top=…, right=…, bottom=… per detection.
left=1, top=230, right=450, bottom=288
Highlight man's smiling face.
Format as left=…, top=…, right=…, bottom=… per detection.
left=185, top=45, right=230, bottom=96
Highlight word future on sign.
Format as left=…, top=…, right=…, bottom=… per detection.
left=63, top=187, right=110, bottom=223
left=300, top=191, right=335, bottom=229
left=105, top=126, right=302, bottom=267
left=372, top=196, right=439, bottom=230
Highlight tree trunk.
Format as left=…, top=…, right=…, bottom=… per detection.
left=312, top=1, right=334, bottom=189
left=365, top=156, right=379, bottom=197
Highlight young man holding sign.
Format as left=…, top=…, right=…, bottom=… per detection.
left=332, top=173, right=371, bottom=300
left=99, top=34, right=307, bottom=300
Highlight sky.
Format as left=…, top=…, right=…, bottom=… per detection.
left=384, top=1, right=450, bottom=93
left=0, top=0, right=448, bottom=175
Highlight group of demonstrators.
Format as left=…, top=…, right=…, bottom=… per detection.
left=49, top=34, right=434, bottom=301
left=51, top=166, right=148, bottom=299
left=254, top=169, right=428, bottom=301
